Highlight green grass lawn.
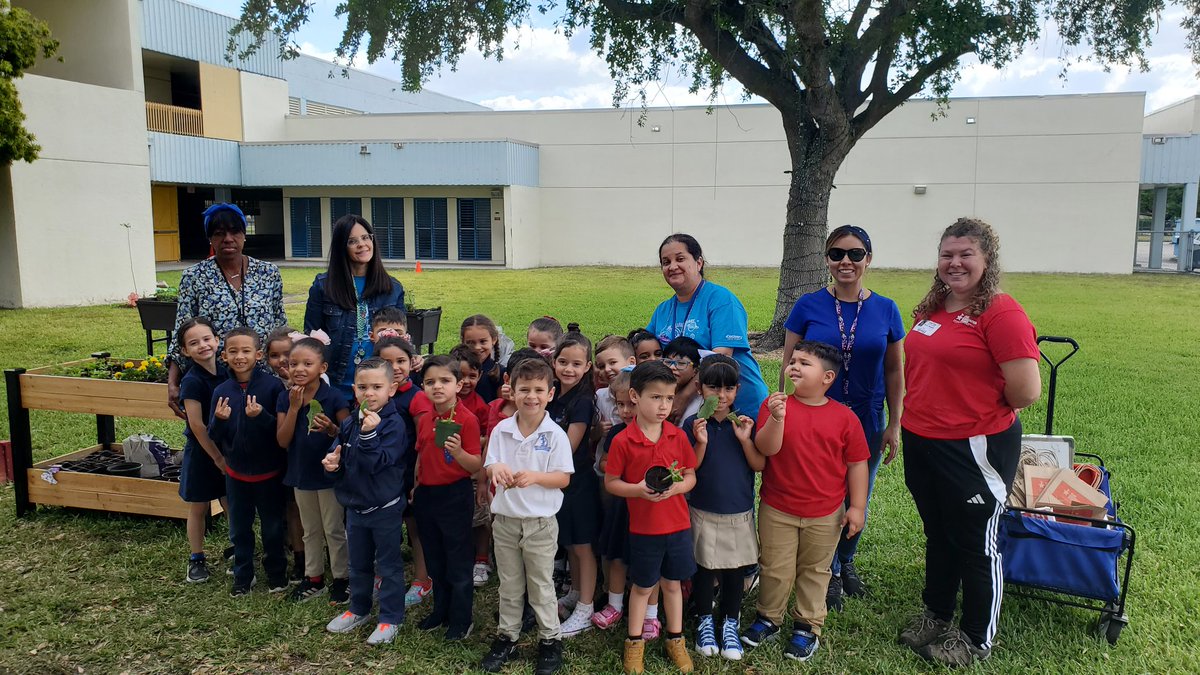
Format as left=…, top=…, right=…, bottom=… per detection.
left=1, top=266, right=1198, bottom=673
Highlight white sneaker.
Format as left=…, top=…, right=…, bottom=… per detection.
left=561, top=603, right=594, bottom=637
left=473, top=562, right=491, bottom=588
left=366, top=622, right=399, bottom=645
left=326, top=610, right=370, bottom=634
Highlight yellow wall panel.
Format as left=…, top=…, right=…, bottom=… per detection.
left=199, top=62, right=243, bottom=141
left=151, top=185, right=179, bottom=262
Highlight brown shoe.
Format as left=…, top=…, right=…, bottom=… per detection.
left=664, top=636, right=694, bottom=673
left=623, top=638, right=645, bottom=674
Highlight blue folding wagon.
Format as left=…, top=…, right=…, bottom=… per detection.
left=997, top=336, right=1135, bottom=645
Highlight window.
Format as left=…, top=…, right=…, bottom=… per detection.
left=413, top=198, right=448, bottom=260
left=372, top=198, right=405, bottom=259
left=290, top=198, right=322, bottom=258
left=457, top=198, right=492, bottom=261
left=330, top=197, right=362, bottom=223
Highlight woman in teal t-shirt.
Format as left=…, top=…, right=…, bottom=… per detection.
left=646, top=233, right=768, bottom=416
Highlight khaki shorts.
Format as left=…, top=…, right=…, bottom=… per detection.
left=690, top=507, right=758, bottom=569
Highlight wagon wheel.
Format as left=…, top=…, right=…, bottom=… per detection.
left=1096, top=603, right=1129, bottom=645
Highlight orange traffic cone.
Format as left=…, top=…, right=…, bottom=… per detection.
left=415, top=261, right=423, bottom=273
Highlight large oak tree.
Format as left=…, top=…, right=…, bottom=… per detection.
left=232, top=0, right=1164, bottom=346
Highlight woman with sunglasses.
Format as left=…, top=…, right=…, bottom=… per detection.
left=647, top=233, right=769, bottom=418
left=303, top=215, right=405, bottom=397
left=780, top=225, right=905, bottom=608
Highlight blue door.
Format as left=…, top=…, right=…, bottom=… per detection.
left=290, top=197, right=321, bottom=258
left=371, top=198, right=405, bottom=259
left=414, top=198, right=448, bottom=260
left=457, top=198, right=492, bottom=261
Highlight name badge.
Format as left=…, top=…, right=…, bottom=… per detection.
left=913, top=320, right=941, bottom=336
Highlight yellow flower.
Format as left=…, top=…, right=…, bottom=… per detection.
left=123, top=361, right=135, bottom=369
left=138, top=364, right=147, bottom=372
left=113, top=372, right=123, bottom=379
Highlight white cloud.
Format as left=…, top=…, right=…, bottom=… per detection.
left=190, top=0, right=1200, bottom=113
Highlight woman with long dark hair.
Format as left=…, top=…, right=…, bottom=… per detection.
left=304, top=215, right=405, bottom=395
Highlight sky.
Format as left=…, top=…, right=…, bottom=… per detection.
left=191, top=0, right=1199, bottom=113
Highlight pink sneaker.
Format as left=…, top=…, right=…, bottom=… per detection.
left=641, top=617, right=661, bottom=641
left=591, top=604, right=624, bottom=629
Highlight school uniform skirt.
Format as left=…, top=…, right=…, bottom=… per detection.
left=178, top=440, right=226, bottom=503
left=689, top=507, right=758, bottom=569
left=556, top=458, right=600, bottom=547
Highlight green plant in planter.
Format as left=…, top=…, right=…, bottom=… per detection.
left=153, top=285, right=179, bottom=302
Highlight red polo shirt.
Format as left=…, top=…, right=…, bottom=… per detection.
left=416, top=405, right=481, bottom=486
left=606, top=421, right=697, bottom=536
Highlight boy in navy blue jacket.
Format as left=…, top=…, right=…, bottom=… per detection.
left=208, top=328, right=288, bottom=597
left=322, top=357, right=409, bottom=645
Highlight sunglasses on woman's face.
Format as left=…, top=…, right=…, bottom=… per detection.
left=827, top=247, right=867, bottom=262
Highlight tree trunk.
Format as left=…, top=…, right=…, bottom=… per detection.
left=757, top=112, right=853, bottom=350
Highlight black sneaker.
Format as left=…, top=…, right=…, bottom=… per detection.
left=535, top=638, right=563, bottom=675
left=826, top=574, right=845, bottom=612
left=230, top=576, right=256, bottom=598
left=328, top=577, right=350, bottom=605
left=481, top=636, right=518, bottom=672
left=740, top=615, right=780, bottom=647
left=186, top=557, right=210, bottom=583
left=268, top=574, right=289, bottom=593
left=445, top=622, right=474, bottom=641
left=841, top=560, right=866, bottom=597
left=290, top=578, right=326, bottom=602
left=222, top=546, right=235, bottom=562
left=418, top=613, right=448, bottom=632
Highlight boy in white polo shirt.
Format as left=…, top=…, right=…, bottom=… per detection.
left=481, top=357, right=575, bottom=675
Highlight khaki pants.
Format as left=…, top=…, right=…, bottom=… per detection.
left=493, top=514, right=560, bottom=641
left=294, top=487, right=348, bottom=580
left=755, top=502, right=844, bottom=635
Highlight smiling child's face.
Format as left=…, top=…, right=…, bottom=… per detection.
left=378, top=345, right=411, bottom=384
left=288, top=345, right=326, bottom=387
left=222, top=335, right=260, bottom=376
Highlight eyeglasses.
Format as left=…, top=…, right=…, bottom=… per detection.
left=663, top=358, right=694, bottom=369
left=827, top=247, right=867, bottom=262
left=347, top=234, right=374, bottom=247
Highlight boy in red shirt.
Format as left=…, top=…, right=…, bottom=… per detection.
left=743, top=341, right=869, bottom=662
left=413, top=355, right=483, bottom=641
left=605, top=360, right=697, bottom=674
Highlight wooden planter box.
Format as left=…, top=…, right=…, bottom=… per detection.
left=406, top=306, right=442, bottom=354
left=5, top=358, right=222, bottom=520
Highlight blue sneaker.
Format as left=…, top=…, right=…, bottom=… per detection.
left=740, top=616, right=780, bottom=647
left=696, top=614, right=718, bottom=656
left=784, top=628, right=819, bottom=661
left=721, top=617, right=744, bottom=661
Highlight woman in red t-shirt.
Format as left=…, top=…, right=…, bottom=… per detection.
left=898, top=218, right=1041, bottom=668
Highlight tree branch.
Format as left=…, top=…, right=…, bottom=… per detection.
left=853, top=46, right=967, bottom=134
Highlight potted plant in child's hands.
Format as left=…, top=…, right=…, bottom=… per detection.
left=644, top=460, right=685, bottom=493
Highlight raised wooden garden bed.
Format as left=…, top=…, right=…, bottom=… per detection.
left=6, top=357, right=222, bottom=520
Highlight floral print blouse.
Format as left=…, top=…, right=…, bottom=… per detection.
left=167, top=256, right=287, bottom=371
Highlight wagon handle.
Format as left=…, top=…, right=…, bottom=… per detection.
left=1037, top=336, right=1079, bottom=436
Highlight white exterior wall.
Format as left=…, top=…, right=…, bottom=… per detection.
left=279, top=92, right=1143, bottom=274
left=1144, top=97, right=1199, bottom=135
left=5, top=75, right=154, bottom=307
left=240, top=71, right=289, bottom=142
left=17, top=0, right=142, bottom=92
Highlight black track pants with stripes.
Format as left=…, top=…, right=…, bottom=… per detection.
left=902, top=420, right=1021, bottom=650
